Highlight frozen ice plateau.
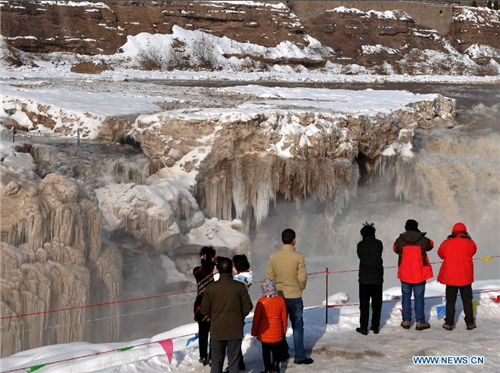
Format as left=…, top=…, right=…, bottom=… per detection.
left=0, top=1, right=499, bottom=372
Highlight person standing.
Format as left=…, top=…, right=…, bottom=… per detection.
left=232, top=254, right=254, bottom=371
left=393, top=219, right=434, bottom=331
left=267, top=229, right=313, bottom=365
left=193, top=246, right=216, bottom=366
left=201, top=257, right=253, bottom=373
left=438, top=223, right=478, bottom=331
left=356, top=222, right=384, bottom=335
left=233, top=254, right=254, bottom=289
left=252, top=279, right=288, bottom=373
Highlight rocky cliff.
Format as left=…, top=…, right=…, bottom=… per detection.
left=122, top=87, right=455, bottom=226
left=0, top=148, right=123, bottom=356
left=1, top=1, right=499, bottom=75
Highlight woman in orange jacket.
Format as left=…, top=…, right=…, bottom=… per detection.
left=252, top=279, right=288, bottom=373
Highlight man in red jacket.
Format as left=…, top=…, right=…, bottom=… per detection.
left=438, top=222, right=478, bottom=331
left=394, top=219, right=434, bottom=331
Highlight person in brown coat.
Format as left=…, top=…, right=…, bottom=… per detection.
left=201, top=256, right=253, bottom=373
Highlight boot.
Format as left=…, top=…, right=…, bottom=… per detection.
left=400, top=320, right=411, bottom=329
left=416, top=322, right=430, bottom=331
left=356, top=328, right=368, bottom=335
left=442, top=322, right=453, bottom=331
left=260, top=366, right=273, bottom=373
left=272, top=360, right=280, bottom=373
left=466, top=322, right=477, bottom=330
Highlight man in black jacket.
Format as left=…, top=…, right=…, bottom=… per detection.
left=356, top=222, right=384, bottom=335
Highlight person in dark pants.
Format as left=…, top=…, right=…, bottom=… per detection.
left=201, top=257, right=253, bottom=373
left=437, top=223, right=478, bottom=330
left=356, top=222, right=384, bottom=335
left=193, top=246, right=216, bottom=366
left=252, top=279, right=288, bottom=373
left=232, top=254, right=254, bottom=371
left=394, top=219, right=434, bottom=331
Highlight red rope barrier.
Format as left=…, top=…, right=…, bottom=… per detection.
left=0, top=290, right=197, bottom=321
left=2, top=256, right=498, bottom=321
left=326, top=288, right=500, bottom=309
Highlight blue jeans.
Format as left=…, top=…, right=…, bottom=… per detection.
left=401, top=281, right=426, bottom=323
left=284, top=298, right=306, bottom=361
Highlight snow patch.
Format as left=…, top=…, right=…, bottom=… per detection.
left=328, top=6, right=412, bottom=21
left=465, top=44, right=500, bottom=59
left=38, top=1, right=111, bottom=10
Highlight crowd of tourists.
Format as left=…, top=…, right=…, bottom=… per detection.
left=193, top=220, right=478, bottom=373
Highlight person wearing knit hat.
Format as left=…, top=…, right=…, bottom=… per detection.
left=356, top=222, right=384, bottom=336
left=438, top=223, right=478, bottom=331
left=252, top=279, right=288, bottom=373
left=394, top=219, right=435, bottom=331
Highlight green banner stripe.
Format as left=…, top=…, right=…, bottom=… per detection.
left=27, top=364, right=47, bottom=372
left=119, top=346, right=134, bottom=352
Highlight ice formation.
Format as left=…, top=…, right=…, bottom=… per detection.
left=0, top=149, right=123, bottom=356
left=129, top=88, right=455, bottom=226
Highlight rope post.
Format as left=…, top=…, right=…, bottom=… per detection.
left=12, top=128, right=15, bottom=143
left=325, top=267, right=329, bottom=324
left=77, top=128, right=80, bottom=145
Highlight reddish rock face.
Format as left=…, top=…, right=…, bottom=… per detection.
left=449, top=6, right=500, bottom=53
left=1, top=1, right=499, bottom=73
left=0, top=1, right=307, bottom=55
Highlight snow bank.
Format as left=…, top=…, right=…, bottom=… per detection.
left=114, top=25, right=331, bottom=71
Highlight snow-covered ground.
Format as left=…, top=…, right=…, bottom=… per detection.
left=224, top=86, right=444, bottom=115
left=0, top=79, right=450, bottom=140
left=1, top=280, right=498, bottom=372
left=3, top=66, right=500, bottom=84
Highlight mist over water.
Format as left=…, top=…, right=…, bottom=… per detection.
left=248, top=84, right=500, bottom=307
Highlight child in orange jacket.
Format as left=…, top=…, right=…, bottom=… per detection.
left=252, top=279, right=288, bottom=373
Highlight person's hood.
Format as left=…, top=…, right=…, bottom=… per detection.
left=261, top=278, right=277, bottom=297
left=400, top=230, right=427, bottom=244
left=233, top=270, right=254, bottom=288
left=449, top=222, right=471, bottom=239
left=452, top=222, right=467, bottom=234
